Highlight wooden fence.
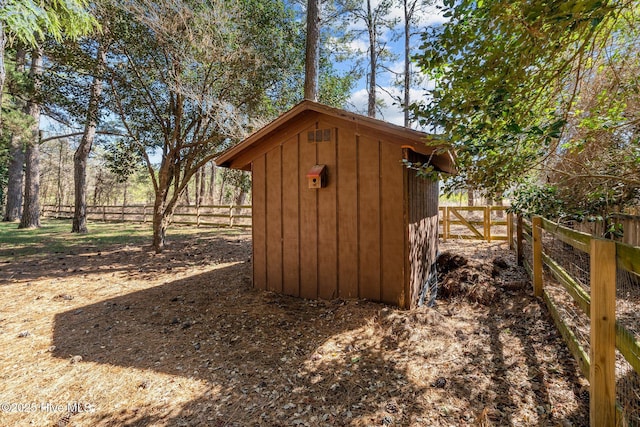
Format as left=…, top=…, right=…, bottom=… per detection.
left=42, top=204, right=252, bottom=228
left=572, top=213, right=640, bottom=247
left=511, top=215, right=640, bottom=427
left=439, top=205, right=510, bottom=241
left=44, top=204, right=512, bottom=237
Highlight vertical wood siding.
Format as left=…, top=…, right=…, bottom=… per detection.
left=337, top=126, right=359, bottom=299
left=380, top=142, right=405, bottom=306
left=298, top=125, right=319, bottom=298
left=281, top=135, right=300, bottom=296
left=317, top=126, right=338, bottom=299
left=253, top=117, right=431, bottom=308
left=358, top=136, right=382, bottom=301
left=406, top=151, right=439, bottom=308
left=252, top=155, right=267, bottom=290
left=266, top=147, right=283, bottom=293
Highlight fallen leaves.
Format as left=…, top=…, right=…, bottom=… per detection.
left=0, top=235, right=589, bottom=426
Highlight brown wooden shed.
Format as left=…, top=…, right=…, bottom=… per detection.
left=216, top=100, right=455, bottom=308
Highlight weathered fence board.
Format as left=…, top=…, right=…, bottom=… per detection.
left=42, top=204, right=252, bottom=228
left=514, top=215, right=640, bottom=427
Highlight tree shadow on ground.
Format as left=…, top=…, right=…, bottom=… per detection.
left=0, top=232, right=250, bottom=284
left=52, top=262, right=432, bottom=425
left=50, top=239, right=590, bottom=426
left=445, top=295, right=588, bottom=426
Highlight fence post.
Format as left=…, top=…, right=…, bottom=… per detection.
left=442, top=207, right=448, bottom=241
left=590, top=238, right=617, bottom=427
left=485, top=206, right=492, bottom=242
left=532, top=216, right=543, bottom=297
left=507, top=212, right=513, bottom=250
left=142, top=205, right=147, bottom=223
left=516, top=215, right=524, bottom=266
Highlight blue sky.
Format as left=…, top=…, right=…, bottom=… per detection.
left=336, top=0, right=447, bottom=128
left=40, top=1, right=447, bottom=150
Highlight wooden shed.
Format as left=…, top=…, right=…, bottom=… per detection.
left=216, top=100, right=455, bottom=308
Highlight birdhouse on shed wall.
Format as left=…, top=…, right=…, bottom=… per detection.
left=306, top=164, right=327, bottom=189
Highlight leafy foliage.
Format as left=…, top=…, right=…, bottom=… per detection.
left=412, top=0, right=634, bottom=202
left=100, top=0, right=347, bottom=250
left=508, top=182, right=564, bottom=219
left=1, top=0, right=98, bottom=46
left=103, top=139, right=143, bottom=184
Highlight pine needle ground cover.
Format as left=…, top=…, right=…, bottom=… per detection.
left=0, top=221, right=587, bottom=426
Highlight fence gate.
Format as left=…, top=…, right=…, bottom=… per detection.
left=440, top=206, right=509, bottom=242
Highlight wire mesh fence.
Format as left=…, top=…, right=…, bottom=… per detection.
left=541, top=226, right=591, bottom=365
left=616, top=263, right=640, bottom=425
left=517, top=216, right=640, bottom=426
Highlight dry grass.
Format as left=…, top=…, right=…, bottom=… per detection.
left=0, top=223, right=588, bottom=426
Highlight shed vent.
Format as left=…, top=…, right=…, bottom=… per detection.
left=307, top=128, right=333, bottom=143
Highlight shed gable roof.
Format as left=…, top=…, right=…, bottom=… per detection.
left=216, top=100, right=455, bottom=174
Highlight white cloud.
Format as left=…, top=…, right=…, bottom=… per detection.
left=388, top=60, right=405, bottom=76
left=347, top=88, right=369, bottom=115
left=346, top=38, right=369, bottom=55
left=387, top=1, right=448, bottom=28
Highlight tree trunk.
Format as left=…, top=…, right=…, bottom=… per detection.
left=3, top=49, right=27, bottom=222
left=93, top=169, right=101, bottom=205
left=73, top=45, right=105, bottom=233
left=151, top=161, right=176, bottom=253
left=3, top=133, right=25, bottom=221
left=403, top=0, right=411, bottom=127
left=304, top=0, right=321, bottom=101
left=19, top=135, right=41, bottom=229
left=198, top=167, right=206, bottom=206
left=495, top=195, right=504, bottom=218
left=151, top=188, right=179, bottom=253
left=208, top=162, right=216, bottom=203
left=184, top=181, right=190, bottom=205
left=122, top=181, right=128, bottom=206
left=218, top=171, right=226, bottom=204
left=367, top=0, right=376, bottom=118
left=467, top=189, right=474, bottom=207
left=194, top=166, right=201, bottom=207
left=56, top=140, right=64, bottom=213
left=19, top=47, right=43, bottom=229
left=152, top=198, right=169, bottom=253
left=234, top=187, right=247, bottom=215
left=0, top=22, right=5, bottom=134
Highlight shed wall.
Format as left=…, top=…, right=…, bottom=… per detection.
left=406, top=151, right=440, bottom=308
left=251, top=117, right=406, bottom=305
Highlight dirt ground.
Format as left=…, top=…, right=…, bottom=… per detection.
left=0, top=231, right=589, bottom=426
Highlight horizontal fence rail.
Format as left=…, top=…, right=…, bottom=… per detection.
left=439, top=205, right=510, bottom=242
left=42, top=204, right=252, bottom=228
left=571, top=213, right=640, bottom=247
left=511, top=214, right=640, bottom=427
left=43, top=204, right=639, bottom=246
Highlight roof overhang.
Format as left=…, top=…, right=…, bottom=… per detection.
left=216, top=100, right=456, bottom=175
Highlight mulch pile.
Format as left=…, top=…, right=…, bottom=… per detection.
left=437, top=250, right=529, bottom=305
